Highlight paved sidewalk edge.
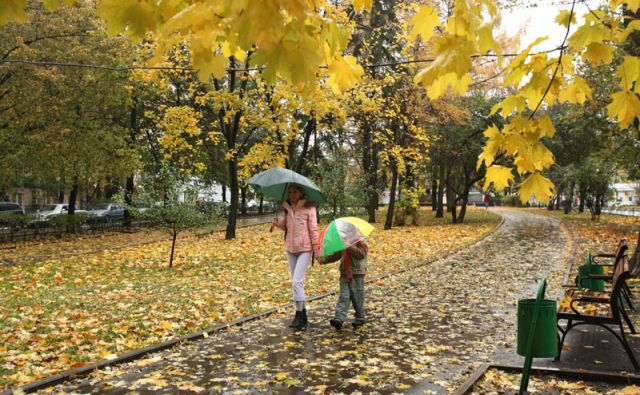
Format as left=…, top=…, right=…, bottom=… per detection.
left=453, top=363, right=640, bottom=394
left=2, top=212, right=506, bottom=395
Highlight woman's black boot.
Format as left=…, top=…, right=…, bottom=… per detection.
left=289, top=310, right=302, bottom=328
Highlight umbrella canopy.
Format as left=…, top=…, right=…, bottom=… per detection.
left=247, top=166, right=325, bottom=204
left=320, top=217, right=375, bottom=256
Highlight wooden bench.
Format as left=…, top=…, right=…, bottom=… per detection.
left=557, top=253, right=639, bottom=370
left=580, top=236, right=640, bottom=310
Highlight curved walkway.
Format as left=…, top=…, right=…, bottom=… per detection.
left=36, top=209, right=569, bottom=394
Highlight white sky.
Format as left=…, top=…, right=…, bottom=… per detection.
left=498, top=1, right=599, bottom=51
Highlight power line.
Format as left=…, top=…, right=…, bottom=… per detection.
left=0, top=46, right=565, bottom=73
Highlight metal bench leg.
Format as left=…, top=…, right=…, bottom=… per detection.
left=618, top=324, right=640, bottom=370
left=620, top=304, right=637, bottom=334
left=555, top=321, right=571, bottom=361
left=623, top=283, right=635, bottom=310
left=623, top=286, right=635, bottom=311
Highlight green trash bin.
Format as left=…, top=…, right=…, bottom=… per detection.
left=576, top=252, right=605, bottom=291
left=517, top=298, right=558, bottom=358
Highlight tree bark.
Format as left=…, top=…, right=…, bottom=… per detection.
left=436, top=165, right=445, bottom=218
left=431, top=175, right=437, bottom=211
left=124, top=175, right=134, bottom=227
left=384, top=161, right=399, bottom=230
left=362, top=119, right=378, bottom=223
left=169, top=230, right=177, bottom=268
left=67, top=177, right=79, bottom=233
left=225, top=159, right=239, bottom=239
left=457, top=187, right=470, bottom=223
left=240, top=185, right=247, bottom=215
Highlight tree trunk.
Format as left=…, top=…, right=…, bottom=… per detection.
left=579, top=190, right=586, bottom=213
left=240, top=185, right=247, bottom=215
left=458, top=188, right=470, bottom=223
left=431, top=176, right=438, bottom=211
left=362, top=119, right=377, bottom=223
left=225, top=159, right=239, bottom=240
left=169, top=230, right=177, bottom=268
left=222, top=185, right=227, bottom=203
left=295, top=117, right=315, bottom=175
left=436, top=165, right=445, bottom=218
left=384, top=162, right=399, bottom=230
left=446, top=186, right=456, bottom=222
left=259, top=195, right=264, bottom=214
left=67, top=178, right=79, bottom=233
left=124, top=175, right=134, bottom=227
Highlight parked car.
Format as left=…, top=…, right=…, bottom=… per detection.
left=36, top=204, right=87, bottom=221
left=0, top=202, right=25, bottom=216
left=88, top=203, right=125, bottom=222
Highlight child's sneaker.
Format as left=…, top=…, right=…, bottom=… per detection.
left=352, top=319, right=366, bottom=328
left=329, top=318, right=343, bottom=330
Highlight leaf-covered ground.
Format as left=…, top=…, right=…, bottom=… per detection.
left=0, top=208, right=498, bottom=390
left=0, top=215, right=236, bottom=266
left=33, top=208, right=569, bottom=394
left=472, top=368, right=640, bottom=394
left=524, top=208, right=640, bottom=283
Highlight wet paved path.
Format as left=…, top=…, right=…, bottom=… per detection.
left=40, top=209, right=569, bottom=394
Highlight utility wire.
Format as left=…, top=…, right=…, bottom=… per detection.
left=0, top=46, right=565, bottom=73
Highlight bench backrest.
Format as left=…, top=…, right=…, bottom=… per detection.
left=630, top=230, right=640, bottom=275
left=610, top=253, right=631, bottom=319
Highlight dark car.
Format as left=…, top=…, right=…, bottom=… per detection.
left=0, top=202, right=25, bottom=216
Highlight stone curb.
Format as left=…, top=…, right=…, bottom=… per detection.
left=1, top=211, right=505, bottom=395
left=452, top=363, right=640, bottom=394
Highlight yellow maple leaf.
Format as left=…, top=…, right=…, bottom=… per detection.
left=0, top=0, right=26, bottom=24
left=621, top=385, right=640, bottom=395
left=568, top=23, right=610, bottom=51
left=352, top=0, right=373, bottom=12
left=610, top=0, right=640, bottom=13
left=326, top=55, right=364, bottom=94
left=555, top=9, right=576, bottom=27
left=491, top=95, right=527, bottom=116
left=560, top=296, right=573, bottom=309
left=478, top=24, right=499, bottom=56
left=607, top=90, right=640, bottom=129
left=409, top=5, right=439, bottom=43
left=616, top=56, right=640, bottom=91
left=274, top=371, right=289, bottom=381
left=97, top=0, right=158, bottom=41
left=519, top=172, right=554, bottom=204
left=583, top=42, right=615, bottom=66
left=484, top=166, right=514, bottom=192
left=559, top=76, right=593, bottom=104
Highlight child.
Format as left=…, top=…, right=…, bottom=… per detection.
left=317, top=240, right=368, bottom=330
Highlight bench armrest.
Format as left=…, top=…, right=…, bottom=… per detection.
left=569, top=297, right=609, bottom=316
left=576, top=296, right=608, bottom=303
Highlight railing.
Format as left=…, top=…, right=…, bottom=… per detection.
left=0, top=207, right=277, bottom=245
left=601, top=206, right=640, bottom=217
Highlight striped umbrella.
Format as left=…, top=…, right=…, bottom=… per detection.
left=320, top=217, right=375, bottom=256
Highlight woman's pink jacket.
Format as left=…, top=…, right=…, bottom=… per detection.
left=275, top=199, right=319, bottom=254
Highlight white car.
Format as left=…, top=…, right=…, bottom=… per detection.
left=36, top=204, right=87, bottom=221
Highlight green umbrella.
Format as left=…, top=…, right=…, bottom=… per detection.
left=247, top=166, right=325, bottom=204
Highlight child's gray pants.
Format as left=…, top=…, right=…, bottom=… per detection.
left=334, top=277, right=365, bottom=322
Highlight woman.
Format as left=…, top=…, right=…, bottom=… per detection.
left=272, top=184, right=319, bottom=330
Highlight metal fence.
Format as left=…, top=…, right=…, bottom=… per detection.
left=601, top=206, right=640, bottom=217
left=0, top=207, right=277, bottom=245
